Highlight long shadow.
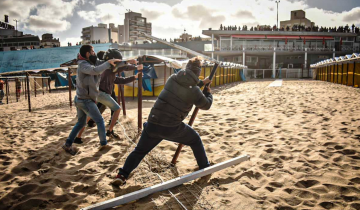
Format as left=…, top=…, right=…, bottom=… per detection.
left=0, top=112, right=135, bottom=210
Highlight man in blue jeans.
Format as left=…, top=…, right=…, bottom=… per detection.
left=62, top=45, right=121, bottom=155
left=112, top=56, right=213, bottom=186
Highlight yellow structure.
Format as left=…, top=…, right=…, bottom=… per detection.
left=311, top=53, right=360, bottom=88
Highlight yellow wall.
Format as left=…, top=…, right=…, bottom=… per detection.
left=347, top=62, right=354, bottom=86
left=355, top=62, right=360, bottom=88
left=342, top=63, right=348, bottom=85
left=337, top=64, right=342, bottom=84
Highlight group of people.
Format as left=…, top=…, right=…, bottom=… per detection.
left=219, top=23, right=360, bottom=33
left=63, top=45, right=214, bottom=186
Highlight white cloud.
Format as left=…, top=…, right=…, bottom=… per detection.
left=78, top=11, right=97, bottom=23
left=26, top=16, right=71, bottom=32
left=0, top=0, right=80, bottom=33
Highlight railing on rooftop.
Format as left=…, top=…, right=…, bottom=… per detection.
left=216, top=45, right=359, bottom=52
left=122, top=49, right=187, bottom=59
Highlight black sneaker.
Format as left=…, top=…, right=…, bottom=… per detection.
left=106, top=130, right=120, bottom=139
left=112, top=174, right=127, bottom=186
left=87, top=119, right=95, bottom=127
left=74, top=137, right=83, bottom=144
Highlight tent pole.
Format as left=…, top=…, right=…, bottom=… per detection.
left=68, top=68, right=72, bottom=107
left=118, top=72, right=126, bottom=116
left=42, top=78, right=44, bottom=95
left=48, top=77, right=51, bottom=93
left=34, top=77, right=36, bottom=97
left=164, top=61, right=166, bottom=88
left=26, top=73, right=31, bottom=112
left=138, top=56, right=144, bottom=132
left=132, top=70, right=135, bottom=100
left=24, top=77, right=27, bottom=99
left=5, top=78, right=8, bottom=104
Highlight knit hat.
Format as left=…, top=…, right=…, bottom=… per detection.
left=186, top=57, right=202, bottom=77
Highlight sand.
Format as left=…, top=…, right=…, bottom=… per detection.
left=0, top=79, right=360, bottom=210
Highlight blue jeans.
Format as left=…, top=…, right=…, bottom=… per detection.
left=66, top=96, right=107, bottom=146
left=118, top=122, right=210, bottom=178
left=97, top=91, right=120, bottom=113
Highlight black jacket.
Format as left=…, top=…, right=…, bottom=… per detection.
left=148, top=69, right=213, bottom=127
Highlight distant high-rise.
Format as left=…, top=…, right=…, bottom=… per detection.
left=122, top=11, right=152, bottom=44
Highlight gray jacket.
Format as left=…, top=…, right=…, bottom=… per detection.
left=148, top=69, right=213, bottom=127
left=76, top=59, right=111, bottom=101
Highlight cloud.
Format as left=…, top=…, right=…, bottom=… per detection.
left=26, top=16, right=71, bottom=32
left=232, top=10, right=255, bottom=19
left=78, top=11, right=97, bottom=23
left=0, top=0, right=79, bottom=33
left=343, top=8, right=360, bottom=23
left=140, top=9, right=163, bottom=21
left=172, top=8, right=182, bottom=18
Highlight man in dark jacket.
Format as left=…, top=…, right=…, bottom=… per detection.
left=112, top=57, right=213, bottom=186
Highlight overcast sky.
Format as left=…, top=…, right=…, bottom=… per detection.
left=1, top=0, right=359, bottom=46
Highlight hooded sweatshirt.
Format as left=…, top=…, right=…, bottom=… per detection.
left=148, top=68, right=213, bottom=127
left=75, top=55, right=111, bottom=101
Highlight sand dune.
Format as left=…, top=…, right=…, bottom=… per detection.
left=0, top=79, right=360, bottom=210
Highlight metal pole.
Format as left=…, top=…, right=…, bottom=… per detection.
left=15, top=78, right=18, bottom=102
left=132, top=70, right=135, bottom=100
left=120, top=84, right=126, bottom=115
left=68, top=68, right=72, bottom=107
left=34, top=77, right=36, bottom=97
left=152, top=78, right=155, bottom=96
left=171, top=63, right=219, bottom=165
left=24, top=77, right=27, bottom=99
left=164, top=62, right=166, bottom=87
left=138, top=56, right=144, bottom=132
left=42, top=78, right=44, bottom=95
left=26, top=73, right=31, bottom=112
left=48, top=77, right=51, bottom=93
left=5, top=78, right=8, bottom=104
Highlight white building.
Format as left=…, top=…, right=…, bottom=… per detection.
left=81, top=23, right=113, bottom=44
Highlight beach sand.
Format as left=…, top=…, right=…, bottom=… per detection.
left=0, top=79, right=360, bottom=210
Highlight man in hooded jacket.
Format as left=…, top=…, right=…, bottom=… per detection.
left=112, top=56, right=212, bottom=186
left=62, top=45, right=121, bottom=155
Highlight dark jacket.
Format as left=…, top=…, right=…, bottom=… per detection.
left=99, top=65, right=136, bottom=94
left=148, top=69, right=213, bottom=127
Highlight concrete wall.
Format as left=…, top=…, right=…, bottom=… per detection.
left=92, top=27, right=108, bottom=43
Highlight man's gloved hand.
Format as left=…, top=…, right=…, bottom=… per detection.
left=203, top=85, right=211, bottom=96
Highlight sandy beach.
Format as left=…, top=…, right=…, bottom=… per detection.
left=0, top=79, right=360, bottom=210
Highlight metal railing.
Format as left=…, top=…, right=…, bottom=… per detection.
left=245, top=68, right=313, bottom=79
left=122, top=49, right=187, bottom=59
left=216, top=45, right=357, bottom=52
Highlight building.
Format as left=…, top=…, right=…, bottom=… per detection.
left=280, top=10, right=315, bottom=31
left=174, top=32, right=192, bottom=42
left=81, top=23, right=111, bottom=44
left=123, top=11, right=152, bottom=44
left=1, top=17, right=40, bottom=51
left=0, top=35, right=41, bottom=51
left=40, top=33, right=60, bottom=48
left=202, top=29, right=359, bottom=78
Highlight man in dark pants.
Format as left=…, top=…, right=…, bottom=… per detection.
left=112, top=57, right=213, bottom=186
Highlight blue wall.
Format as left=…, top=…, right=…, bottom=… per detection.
left=0, top=44, right=112, bottom=74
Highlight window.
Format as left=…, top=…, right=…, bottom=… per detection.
left=204, top=44, right=213, bottom=51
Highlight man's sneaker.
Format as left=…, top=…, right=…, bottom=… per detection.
left=106, top=130, right=120, bottom=139
left=74, top=137, right=83, bottom=144
left=87, top=119, right=96, bottom=127
left=112, top=174, right=127, bottom=186
left=62, top=144, right=77, bottom=156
